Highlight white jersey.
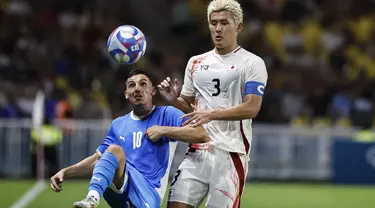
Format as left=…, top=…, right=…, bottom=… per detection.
left=181, top=46, right=268, bottom=154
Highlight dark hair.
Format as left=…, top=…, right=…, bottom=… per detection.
left=125, top=69, right=155, bottom=87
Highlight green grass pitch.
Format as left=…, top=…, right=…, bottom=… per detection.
left=2, top=180, right=375, bottom=208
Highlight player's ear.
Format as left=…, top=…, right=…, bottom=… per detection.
left=151, top=86, right=156, bottom=96
left=124, top=80, right=129, bottom=99
left=236, top=23, right=243, bottom=33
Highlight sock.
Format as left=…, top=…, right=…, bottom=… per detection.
left=88, top=190, right=100, bottom=203
left=88, top=152, right=119, bottom=198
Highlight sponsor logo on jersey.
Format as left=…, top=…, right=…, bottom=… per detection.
left=200, top=65, right=209, bottom=70
left=169, top=189, right=175, bottom=196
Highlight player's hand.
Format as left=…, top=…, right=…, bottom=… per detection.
left=145, top=125, right=165, bottom=142
left=157, top=77, right=181, bottom=104
left=50, top=169, right=65, bottom=192
left=181, top=107, right=213, bottom=127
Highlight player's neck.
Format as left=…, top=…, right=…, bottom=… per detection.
left=132, top=104, right=154, bottom=119
left=215, top=43, right=239, bottom=56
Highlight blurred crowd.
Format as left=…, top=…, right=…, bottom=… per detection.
left=0, top=0, right=374, bottom=128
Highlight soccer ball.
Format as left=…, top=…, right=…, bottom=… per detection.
left=107, top=25, right=147, bottom=64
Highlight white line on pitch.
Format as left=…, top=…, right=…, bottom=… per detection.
left=9, top=181, right=46, bottom=208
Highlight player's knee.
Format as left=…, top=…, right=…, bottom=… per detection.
left=167, top=202, right=195, bottom=208
left=106, top=145, right=126, bottom=162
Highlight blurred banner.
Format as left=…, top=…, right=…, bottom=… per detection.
left=1, top=119, right=366, bottom=184
left=331, top=140, right=375, bottom=185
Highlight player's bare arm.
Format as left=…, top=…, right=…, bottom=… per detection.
left=158, top=77, right=195, bottom=113
left=211, top=94, right=262, bottom=119
left=182, top=94, right=262, bottom=127
left=50, top=152, right=100, bottom=192
left=63, top=152, right=100, bottom=178
left=174, top=95, right=195, bottom=114
left=146, top=124, right=209, bottom=143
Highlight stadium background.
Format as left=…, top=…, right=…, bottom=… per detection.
left=1, top=0, right=375, bottom=207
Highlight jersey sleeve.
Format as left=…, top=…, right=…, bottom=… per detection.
left=243, top=57, right=268, bottom=97
left=180, top=57, right=196, bottom=97
left=96, top=123, right=118, bottom=156
left=164, top=106, right=189, bottom=127
left=164, top=106, right=190, bottom=142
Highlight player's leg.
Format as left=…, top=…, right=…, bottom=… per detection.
left=73, top=144, right=126, bottom=208
left=102, top=161, right=162, bottom=208
left=168, top=202, right=195, bottom=208
left=168, top=148, right=209, bottom=208
left=205, top=149, right=248, bottom=208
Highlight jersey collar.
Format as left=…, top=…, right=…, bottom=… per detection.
left=213, top=46, right=242, bottom=58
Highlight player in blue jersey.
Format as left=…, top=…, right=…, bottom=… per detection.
left=49, top=69, right=209, bottom=208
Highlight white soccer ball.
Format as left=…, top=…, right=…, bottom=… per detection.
left=107, top=25, right=147, bottom=64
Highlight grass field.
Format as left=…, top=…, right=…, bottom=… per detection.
left=2, top=180, right=375, bottom=208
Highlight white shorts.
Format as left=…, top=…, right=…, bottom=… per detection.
left=168, top=145, right=249, bottom=208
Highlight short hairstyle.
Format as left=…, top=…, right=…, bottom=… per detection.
left=126, top=69, right=155, bottom=88
left=207, top=0, right=243, bottom=25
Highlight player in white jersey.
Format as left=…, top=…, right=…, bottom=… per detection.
left=158, top=0, right=268, bottom=207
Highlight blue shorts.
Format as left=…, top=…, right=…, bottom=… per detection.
left=103, top=163, right=161, bottom=208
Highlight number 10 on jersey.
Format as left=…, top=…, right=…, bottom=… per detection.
left=133, top=131, right=142, bottom=149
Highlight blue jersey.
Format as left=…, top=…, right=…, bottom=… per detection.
left=96, top=106, right=187, bottom=207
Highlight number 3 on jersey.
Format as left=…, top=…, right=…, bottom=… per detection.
left=212, top=78, right=221, bottom=96
left=132, top=131, right=142, bottom=149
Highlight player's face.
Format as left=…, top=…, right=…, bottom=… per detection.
left=209, top=11, right=242, bottom=51
left=125, top=74, right=155, bottom=107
